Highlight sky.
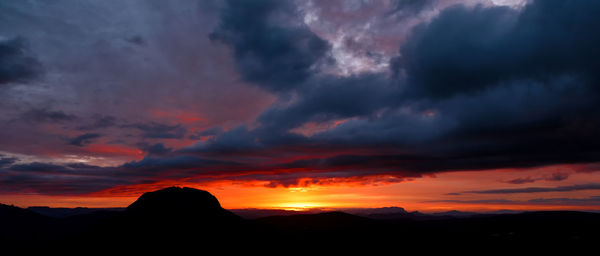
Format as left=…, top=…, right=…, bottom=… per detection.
left=1, top=0, right=600, bottom=212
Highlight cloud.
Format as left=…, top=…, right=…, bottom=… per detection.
left=188, top=127, right=224, bottom=140
left=528, top=196, right=600, bottom=206
left=77, top=115, right=116, bottom=131
left=3, top=0, right=600, bottom=197
left=122, top=122, right=187, bottom=139
left=196, top=0, right=600, bottom=175
left=0, top=155, right=242, bottom=195
left=78, top=0, right=600, bottom=190
left=0, top=156, right=17, bottom=168
left=210, top=0, right=331, bottom=92
left=19, top=109, right=77, bottom=123
left=257, top=74, right=398, bottom=132
left=463, top=183, right=600, bottom=194
left=0, top=0, right=271, bottom=157
left=137, top=143, right=172, bottom=156
left=68, top=133, right=102, bottom=147
left=545, top=172, right=569, bottom=182
left=0, top=162, right=120, bottom=194
left=0, top=37, right=42, bottom=84
left=502, top=172, right=570, bottom=184
left=429, top=196, right=600, bottom=206
left=386, top=0, right=437, bottom=20
left=426, top=199, right=516, bottom=204
left=504, top=177, right=537, bottom=185
left=397, top=0, right=600, bottom=99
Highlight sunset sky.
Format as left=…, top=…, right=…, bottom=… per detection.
left=1, top=0, right=600, bottom=212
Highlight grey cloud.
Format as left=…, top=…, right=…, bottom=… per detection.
left=68, top=133, right=101, bottom=147
left=77, top=115, right=117, bottom=131
left=137, top=142, right=172, bottom=155
left=0, top=36, right=41, bottom=84
left=19, top=109, right=78, bottom=123
left=123, top=122, right=187, bottom=139
left=0, top=156, right=17, bottom=168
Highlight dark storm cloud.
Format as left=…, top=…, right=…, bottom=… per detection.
left=397, top=0, right=600, bottom=99
left=184, top=75, right=404, bottom=154
left=67, top=133, right=101, bottom=147
left=257, top=74, right=398, bottom=131
left=210, top=0, right=331, bottom=92
left=177, top=0, right=600, bottom=189
left=0, top=37, right=41, bottom=84
left=122, top=122, right=187, bottom=139
left=4, top=0, right=600, bottom=196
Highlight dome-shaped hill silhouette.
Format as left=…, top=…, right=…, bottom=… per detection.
left=127, top=187, right=229, bottom=217
left=91, top=187, right=244, bottom=243
left=123, top=186, right=241, bottom=222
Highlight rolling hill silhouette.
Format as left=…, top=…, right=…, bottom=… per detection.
left=1, top=186, right=599, bottom=250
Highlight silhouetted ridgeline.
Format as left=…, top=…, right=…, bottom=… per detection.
left=1, top=187, right=599, bottom=251
left=27, top=206, right=123, bottom=218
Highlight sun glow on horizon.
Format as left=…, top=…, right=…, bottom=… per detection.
left=1, top=166, right=600, bottom=213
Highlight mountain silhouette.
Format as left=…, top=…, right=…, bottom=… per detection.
left=28, top=206, right=123, bottom=218
left=90, top=187, right=244, bottom=245
left=0, top=203, right=53, bottom=241
left=2, top=187, right=600, bottom=251
left=125, top=186, right=239, bottom=221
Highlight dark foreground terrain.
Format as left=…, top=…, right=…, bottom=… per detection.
left=1, top=187, right=598, bottom=252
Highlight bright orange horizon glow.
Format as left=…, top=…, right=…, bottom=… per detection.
left=1, top=165, right=599, bottom=213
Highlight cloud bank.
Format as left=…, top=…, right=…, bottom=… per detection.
left=1, top=0, right=600, bottom=196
